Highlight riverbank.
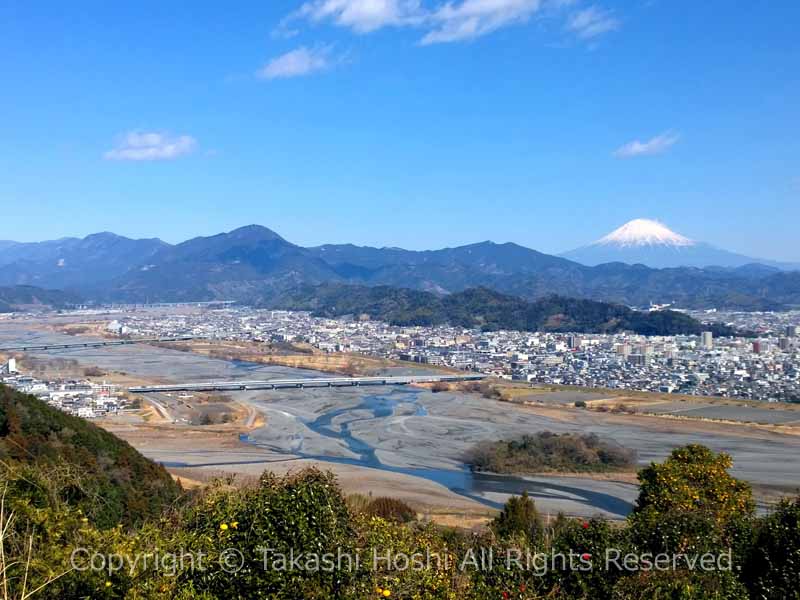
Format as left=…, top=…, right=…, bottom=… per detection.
left=153, top=338, right=460, bottom=377
left=448, top=378, right=800, bottom=434
left=45, top=317, right=455, bottom=378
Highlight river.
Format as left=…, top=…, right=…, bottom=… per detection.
left=3, top=320, right=798, bottom=518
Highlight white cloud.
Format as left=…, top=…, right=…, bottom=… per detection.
left=257, top=46, right=338, bottom=79
left=614, top=132, right=680, bottom=158
left=421, top=0, right=544, bottom=45
left=566, top=5, right=619, bottom=39
left=288, top=0, right=424, bottom=34
left=280, top=0, right=619, bottom=45
left=104, top=131, right=197, bottom=161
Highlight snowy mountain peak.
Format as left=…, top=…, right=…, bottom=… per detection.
left=596, top=219, right=694, bottom=248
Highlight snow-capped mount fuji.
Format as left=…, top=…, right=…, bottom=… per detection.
left=596, top=219, right=694, bottom=248
left=563, top=218, right=798, bottom=270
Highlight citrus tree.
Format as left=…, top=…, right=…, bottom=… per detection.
left=630, top=445, right=754, bottom=556
left=742, top=496, right=800, bottom=599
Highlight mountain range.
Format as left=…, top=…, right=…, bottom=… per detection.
left=0, top=223, right=798, bottom=310
left=0, top=232, right=167, bottom=290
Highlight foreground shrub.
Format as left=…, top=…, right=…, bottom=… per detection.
left=630, top=445, right=754, bottom=560
left=742, top=496, right=800, bottom=599
left=5, top=430, right=800, bottom=600
left=175, top=468, right=357, bottom=599
left=547, top=517, right=630, bottom=600
left=491, top=491, right=543, bottom=545
left=634, top=445, right=754, bottom=524
left=611, top=569, right=749, bottom=600
left=0, top=461, right=172, bottom=599
left=355, top=515, right=471, bottom=599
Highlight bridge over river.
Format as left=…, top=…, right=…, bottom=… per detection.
left=128, top=374, right=485, bottom=393
left=3, top=321, right=796, bottom=519
left=0, top=336, right=195, bottom=352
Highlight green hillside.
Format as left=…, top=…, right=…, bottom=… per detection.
left=0, top=284, right=81, bottom=312
left=271, top=284, right=740, bottom=336
left=0, top=384, right=181, bottom=528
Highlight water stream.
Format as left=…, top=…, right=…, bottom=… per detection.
left=242, top=388, right=633, bottom=516
left=0, top=325, right=633, bottom=517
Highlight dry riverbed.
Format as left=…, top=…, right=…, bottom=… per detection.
left=3, top=318, right=800, bottom=522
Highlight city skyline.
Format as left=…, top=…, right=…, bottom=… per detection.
left=2, top=1, right=799, bottom=259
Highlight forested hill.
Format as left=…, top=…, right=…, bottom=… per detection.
left=0, top=385, right=181, bottom=527
left=270, top=285, right=739, bottom=336
left=0, top=285, right=81, bottom=312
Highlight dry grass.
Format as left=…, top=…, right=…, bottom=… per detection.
left=157, top=339, right=450, bottom=377
left=421, top=512, right=492, bottom=531
left=0, top=486, right=73, bottom=599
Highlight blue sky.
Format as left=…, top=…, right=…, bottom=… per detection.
left=1, top=1, right=798, bottom=260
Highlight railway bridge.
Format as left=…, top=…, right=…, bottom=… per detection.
left=0, top=336, right=195, bottom=352
left=128, top=374, right=485, bottom=393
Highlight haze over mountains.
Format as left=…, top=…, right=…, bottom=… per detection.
left=0, top=223, right=798, bottom=311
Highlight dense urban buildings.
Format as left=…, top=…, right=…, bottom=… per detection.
left=82, top=306, right=800, bottom=403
